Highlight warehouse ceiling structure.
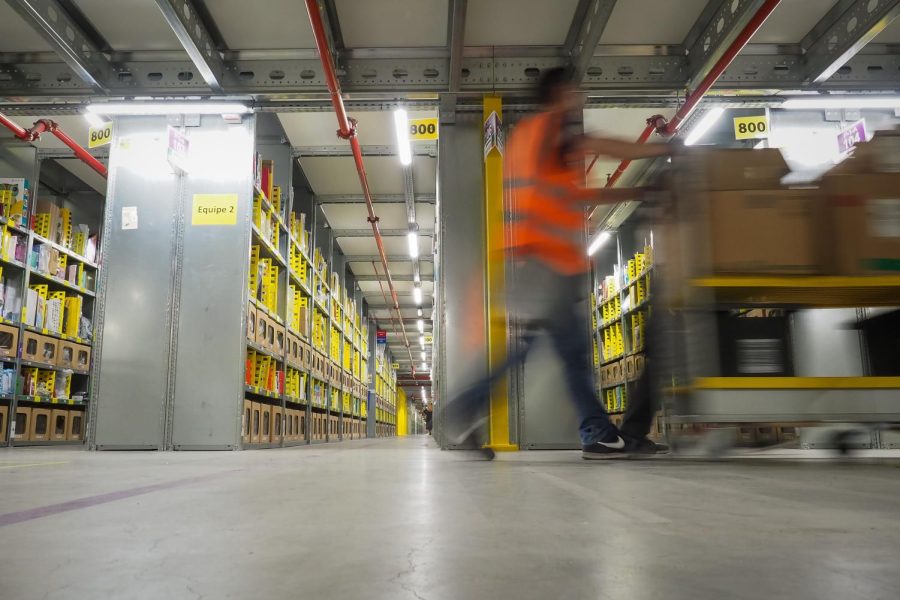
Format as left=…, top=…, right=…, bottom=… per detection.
left=3, top=0, right=900, bottom=391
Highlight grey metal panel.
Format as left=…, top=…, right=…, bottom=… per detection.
left=791, top=309, right=864, bottom=377
left=154, top=0, right=227, bottom=93
left=92, top=116, right=178, bottom=449
left=436, top=112, right=489, bottom=448
left=518, top=335, right=582, bottom=449
left=567, top=0, right=617, bottom=81
left=170, top=114, right=255, bottom=449
left=675, top=389, right=900, bottom=422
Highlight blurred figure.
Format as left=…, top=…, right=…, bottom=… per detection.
left=447, top=67, right=674, bottom=459
left=424, top=403, right=433, bottom=435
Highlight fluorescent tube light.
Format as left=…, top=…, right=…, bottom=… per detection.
left=421, top=351, right=426, bottom=361
left=407, top=231, right=419, bottom=258
left=413, top=285, right=422, bottom=305
left=393, top=109, right=412, bottom=166
left=83, top=112, right=106, bottom=128
left=781, top=96, right=900, bottom=110
left=417, top=319, right=424, bottom=333
left=684, top=107, right=726, bottom=146
left=420, top=336, right=425, bottom=348
left=587, top=231, right=611, bottom=256
left=86, top=102, right=250, bottom=116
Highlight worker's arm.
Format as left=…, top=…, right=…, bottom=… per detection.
left=576, top=135, right=675, bottom=161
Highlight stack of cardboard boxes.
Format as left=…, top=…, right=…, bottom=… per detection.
left=665, top=138, right=900, bottom=282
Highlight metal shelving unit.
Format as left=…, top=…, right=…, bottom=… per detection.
left=1, top=150, right=99, bottom=447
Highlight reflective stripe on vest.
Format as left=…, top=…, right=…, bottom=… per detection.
left=503, top=112, right=587, bottom=274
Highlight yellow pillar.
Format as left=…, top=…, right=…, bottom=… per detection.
left=396, top=387, right=408, bottom=436
left=483, top=96, right=518, bottom=452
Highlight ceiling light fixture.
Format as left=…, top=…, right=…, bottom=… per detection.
left=83, top=112, right=106, bottom=128
left=413, top=284, right=423, bottom=305
left=780, top=96, right=900, bottom=110
left=407, top=230, right=419, bottom=258
left=393, top=108, right=412, bottom=166
left=417, top=319, right=424, bottom=332
left=86, top=102, right=250, bottom=116
left=420, top=336, right=425, bottom=349
left=684, top=107, right=726, bottom=146
left=587, top=231, right=611, bottom=256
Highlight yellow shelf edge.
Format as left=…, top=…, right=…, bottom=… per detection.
left=692, top=275, right=900, bottom=289
left=693, top=376, right=900, bottom=390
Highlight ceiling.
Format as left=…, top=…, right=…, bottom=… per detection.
left=3, top=0, right=900, bottom=386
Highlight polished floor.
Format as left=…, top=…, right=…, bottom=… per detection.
left=1, top=437, right=899, bottom=600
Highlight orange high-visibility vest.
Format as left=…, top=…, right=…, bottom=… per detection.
left=504, top=111, right=593, bottom=275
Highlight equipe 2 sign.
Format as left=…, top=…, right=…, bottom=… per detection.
left=192, top=194, right=238, bottom=225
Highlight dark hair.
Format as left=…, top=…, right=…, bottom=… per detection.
left=536, top=67, right=574, bottom=106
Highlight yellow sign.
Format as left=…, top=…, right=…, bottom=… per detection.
left=409, top=118, right=438, bottom=141
left=88, top=122, right=113, bottom=148
left=391, top=362, right=400, bottom=370
left=733, top=115, right=769, bottom=140
left=424, top=334, right=433, bottom=344
left=192, top=194, right=238, bottom=226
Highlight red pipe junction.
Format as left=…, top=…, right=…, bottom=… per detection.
left=0, top=114, right=108, bottom=179
left=305, top=0, right=417, bottom=372
left=590, top=0, right=782, bottom=188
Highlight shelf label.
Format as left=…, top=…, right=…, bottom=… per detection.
left=409, top=118, right=438, bottom=141
left=483, top=111, right=503, bottom=159
left=837, top=119, right=867, bottom=155
left=122, top=206, right=138, bottom=230
left=88, top=122, right=113, bottom=149
left=391, top=362, right=400, bottom=370
left=733, top=115, right=769, bottom=140
left=424, top=334, right=433, bottom=344
left=192, top=194, right=238, bottom=226
left=167, top=126, right=190, bottom=173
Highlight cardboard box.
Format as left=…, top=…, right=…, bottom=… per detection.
left=21, top=330, right=41, bottom=362
left=38, top=336, right=59, bottom=366
left=678, top=148, right=790, bottom=191
left=58, top=340, right=77, bottom=369
left=821, top=173, right=900, bottom=274
left=261, top=403, right=272, bottom=442
left=256, top=311, right=270, bottom=350
left=67, top=409, right=85, bottom=441
left=241, top=398, right=253, bottom=444
left=284, top=408, right=294, bottom=442
left=0, top=323, right=18, bottom=358
left=50, top=409, right=69, bottom=441
left=705, top=189, right=824, bottom=274
left=625, top=355, right=636, bottom=381
left=13, top=406, right=30, bottom=440
left=273, top=324, right=286, bottom=357
left=271, top=405, right=283, bottom=445
left=247, top=305, right=257, bottom=341
left=635, top=354, right=646, bottom=378
left=250, top=401, right=262, bottom=443
left=29, top=407, right=51, bottom=441
left=73, top=344, right=91, bottom=373
left=0, top=404, right=7, bottom=443
left=297, top=306, right=310, bottom=338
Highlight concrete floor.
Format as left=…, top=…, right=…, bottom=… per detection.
left=1, top=437, right=899, bottom=600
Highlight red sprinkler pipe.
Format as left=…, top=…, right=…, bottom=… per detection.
left=589, top=0, right=782, bottom=187
left=0, top=114, right=108, bottom=179
left=305, top=0, right=417, bottom=371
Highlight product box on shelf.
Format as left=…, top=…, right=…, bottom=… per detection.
left=50, top=408, right=69, bottom=441
left=242, top=399, right=252, bottom=444
left=67, top=409, right=85, bottom=441
left=0, top=404, right=7, bottom=443
left=270, top=405, right=283, bottom=445
left=21, top=330, right=41, bottom=362
left=13, top=405, right=30, bottom=440
left=247, top=305, right=257, bottom=341
left=0, top=323, right=17, bottom=358
left=821, top=169, right=900, bottom=275
left=28, top=407, right=51, bottom=441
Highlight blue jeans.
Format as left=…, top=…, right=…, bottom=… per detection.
left=445, top=262, right=615, bottom=446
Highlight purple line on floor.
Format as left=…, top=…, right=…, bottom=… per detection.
left=0, top=469, right=239, bottom=528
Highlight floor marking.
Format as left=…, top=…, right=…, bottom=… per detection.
left=528, top=468, right=671, bottom=525
left=0, top=461, right=71, bottom=471
left=0, top=469, right=239, bottom=528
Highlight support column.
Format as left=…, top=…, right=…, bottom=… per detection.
left=483, top=96, right=516, bottom=451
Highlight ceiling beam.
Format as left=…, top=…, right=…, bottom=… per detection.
left=367, top=301, right=433, bottom=309
left=317, top=193, right=436, bottom=204
left=345, top=254, right=434, bottom=262
left=802, top=0, right=900, bottom=84
left=566, top=0, right=618, bottom=81
left=294, top=143, right=436, bottom=157
left=683, top=0, right=769, bottom=92
left=5, top=0, right=113, bottom=92
left=320, top=0, right=345, bottom=55
left=354, top=274, right=431, bottom=282
left=154, top=0, right=226, bottom=93
left=331, top=228, right=433, bottom=237
left=447, top=0, right=467, bottom=92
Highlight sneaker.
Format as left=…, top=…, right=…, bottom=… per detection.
left=582, top=433, right=628, bottom=460
left=625, top=437, right=670, bottom=455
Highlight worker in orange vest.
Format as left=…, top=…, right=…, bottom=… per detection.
left=447, top=67, right=675, bottom=459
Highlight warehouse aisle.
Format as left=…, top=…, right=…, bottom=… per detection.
left=2, top=439, right=900, bottom=600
